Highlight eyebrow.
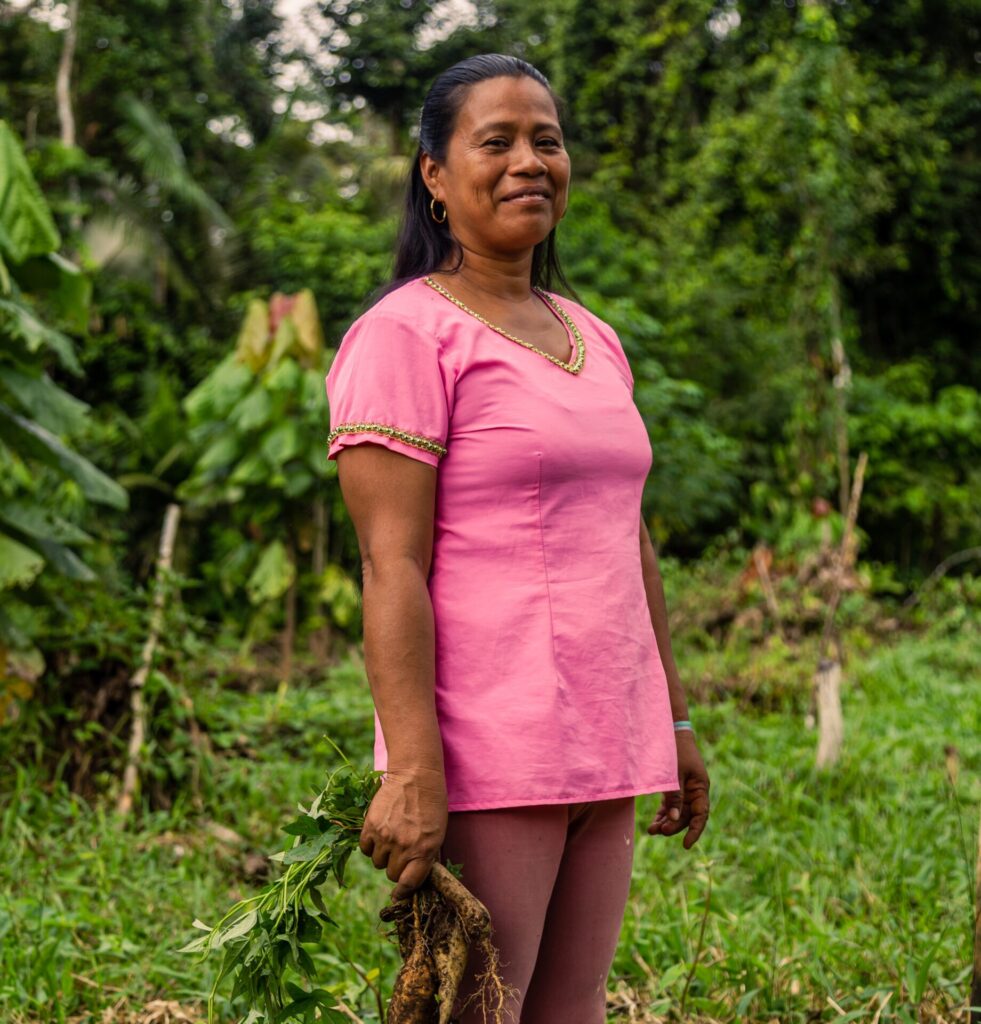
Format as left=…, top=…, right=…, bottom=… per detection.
left=472, top=120, right=563, bottom=136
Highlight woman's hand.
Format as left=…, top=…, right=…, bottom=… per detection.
left=647, top=732, right=710, bottom=849
left=359, top=765, right=448, bottom=899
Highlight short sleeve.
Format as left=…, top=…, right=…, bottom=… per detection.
left=325, top=311, right=452, bottom=468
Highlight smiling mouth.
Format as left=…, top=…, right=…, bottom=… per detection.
left=503, top=191, right=551, bottom=202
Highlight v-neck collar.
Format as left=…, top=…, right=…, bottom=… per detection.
left=422, top=275, right=586, bottom=375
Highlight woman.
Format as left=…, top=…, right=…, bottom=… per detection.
left=325, top=53, right=710, bottom=1024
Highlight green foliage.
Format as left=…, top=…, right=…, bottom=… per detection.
left=1, top=626, right=978, bottom=1022
left=179, top=293, right=357, bottom=644
left=849, top=364, right=981, bottom=566
left=0, top=122, right=126, bottom=674
left=181, top=757, right=381, bottom=1024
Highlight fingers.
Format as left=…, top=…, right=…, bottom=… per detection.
left=390, top=856, right=436, bottom=901
left=647, top=791, right=684, bottom=836
left=359, top=829, right=375, bottom=859
left=647, top=783, right=710, bottom=847
left=681, top=782, right=710, bottom=849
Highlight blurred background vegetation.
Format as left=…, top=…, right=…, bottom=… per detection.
left=0, top=1, right=978, bottom=1022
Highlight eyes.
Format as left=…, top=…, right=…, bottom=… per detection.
left=483, top=136, right=563, bottom=150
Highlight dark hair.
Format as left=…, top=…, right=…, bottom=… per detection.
left=376, top=53, right=576, bottom=304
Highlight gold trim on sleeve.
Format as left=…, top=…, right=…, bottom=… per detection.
left=327, top=422, right=447, bottom=459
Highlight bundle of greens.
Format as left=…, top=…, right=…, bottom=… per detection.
left=180, top=755, right=511, bottom=1024
left=180, top=756, right=379, bottom=1023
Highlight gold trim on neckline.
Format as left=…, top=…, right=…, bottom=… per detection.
left=422, top=276, right=585, bottom=375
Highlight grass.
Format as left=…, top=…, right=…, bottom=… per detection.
left=0, top=620, right=977, bottom=1023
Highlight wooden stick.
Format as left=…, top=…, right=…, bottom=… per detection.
left=971, top=799, right=981, bottom=1024
left=116, top=503, right=181, bottom=819
left=819, top=451, right=868, bottom=661
left=813, top=452, right=867, bottom=770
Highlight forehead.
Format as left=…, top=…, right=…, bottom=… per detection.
left=453, top=76, right=560, bottom=134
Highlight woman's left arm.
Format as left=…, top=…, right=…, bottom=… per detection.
left=639, top=519, right=710, bottom=849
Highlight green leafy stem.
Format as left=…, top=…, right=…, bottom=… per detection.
left=180, top=745, right=383, bottom=1024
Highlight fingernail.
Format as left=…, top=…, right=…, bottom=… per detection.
left=670, top=808, right=680, bottom=820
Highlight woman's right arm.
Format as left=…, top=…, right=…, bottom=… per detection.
left=336, top=442, right=448, bottom=900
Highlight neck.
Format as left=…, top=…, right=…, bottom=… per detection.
left=435, top=244, right=537, bottom=303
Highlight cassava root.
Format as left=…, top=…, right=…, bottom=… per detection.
left=380, top=862, right=514, bottom=1024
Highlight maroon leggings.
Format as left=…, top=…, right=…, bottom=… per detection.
left=440, top=796, right=636, bottom=1024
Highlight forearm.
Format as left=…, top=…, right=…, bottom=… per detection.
left=639, top=522, right=690, bottom=722
left=361, top=555, right=444, bottom=774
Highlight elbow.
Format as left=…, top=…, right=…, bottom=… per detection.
left=361, top=548, right=431, bottom=587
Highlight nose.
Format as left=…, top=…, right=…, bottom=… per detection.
left=509, top=137, right=548, bottom=176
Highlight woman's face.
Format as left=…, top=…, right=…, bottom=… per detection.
left=421, top=75, right=571, bottom=260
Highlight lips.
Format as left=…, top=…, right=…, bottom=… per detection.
left=502, top=186, right=551, bottom=201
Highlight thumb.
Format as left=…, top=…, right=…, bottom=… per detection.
left=648, top=790, right=682, bottom=835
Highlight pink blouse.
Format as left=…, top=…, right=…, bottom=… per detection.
left=325, top=276, right=679, bottom=811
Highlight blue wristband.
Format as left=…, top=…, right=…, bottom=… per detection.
left=673, top=720, right=693, bottom=733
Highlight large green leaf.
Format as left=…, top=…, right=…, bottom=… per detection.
left=184, top=354, right=253, bottom=421
left=260, top=422, right=301, bottom=467
left=34, top=538, right=96, bottom=582
left=0, top=297, right=81, bottom=375
left=0, top=533, right=45, bottom=590
left=0, top=121, right=61, bottom=263
left=0, top=367, right=89, bottom=435
left=12, top=253, right=91, bottom=332
left=228, top=386, right=272, bottom=433
left=0, top=502, right=92, bottom=545
left=0, top=402, right=128, bottom=509
left=194, top=431, right=240, bottom=475
left=246, top=540, right=295, bottom=605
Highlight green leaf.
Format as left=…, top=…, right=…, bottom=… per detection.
left=34, top=538, right=96, bottom=581
left=264, top=358, right=301, bottom=393
left=246, top=540, right=295, bottom=606
left=0, top=297, right=82, bottom=374
left=194, top=430, right=240, bottom=475
left=306, top=885, right=332, bottom=920
left=12, top=252, right=91, bottom=332
left=0, top=502, right=92, bottom=545
left=295, top=909, right=322, bottom=944
left=282, top=815, right=323, bottom=838
left=229, top=386, right=272, bottom=432
left=260, top=422, right=301, bottom=467
left=0, top=366, right=89, bottom=435
left=0, top=121, right=61, bottom=262
left=214, top=909, right=259, bottom=948
left=184, top=354, right=253, bottom=421
left=0, top=401, right=128, bottom=508
left=228, top=453, right=267, bottom=486
left=177, top=933, right=210, bottom=954
left=280, top=831, right=331, bottom=865
left=0, top=366, right=88, bottom=434
left=0, top=532, right=45, bottom=589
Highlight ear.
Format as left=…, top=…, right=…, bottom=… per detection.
left=419, top=152, right=442, bottom=200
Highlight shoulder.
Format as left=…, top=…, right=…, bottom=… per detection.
left=341, top=277, right=449, bottom=349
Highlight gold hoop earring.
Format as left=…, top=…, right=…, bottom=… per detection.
left=430, top=197, right=447, bottom=224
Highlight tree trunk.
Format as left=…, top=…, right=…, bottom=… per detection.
left=56, top=0, right=83, bottom=236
